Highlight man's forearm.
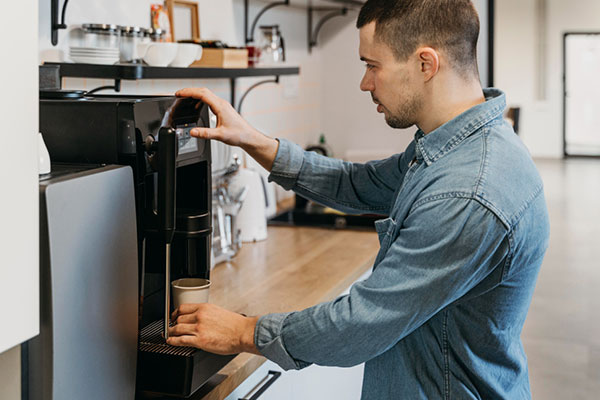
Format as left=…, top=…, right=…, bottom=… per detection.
left=242, top=129, right=279, bottom=172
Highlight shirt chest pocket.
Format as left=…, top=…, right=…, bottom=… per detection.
left=373, top=217, right=397, bottom=265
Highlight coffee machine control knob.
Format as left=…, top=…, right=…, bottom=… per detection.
left=144, top=134, right=158, bottom=154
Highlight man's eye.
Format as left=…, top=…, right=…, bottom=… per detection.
left=365, top=64, right=375, bottom=70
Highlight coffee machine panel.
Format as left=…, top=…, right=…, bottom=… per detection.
left=39, top=95, right=234, bottom=398
left=26, top=164, right=138, bottom=400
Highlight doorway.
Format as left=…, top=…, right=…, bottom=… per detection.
left=563, top=32, right=600, bottom=156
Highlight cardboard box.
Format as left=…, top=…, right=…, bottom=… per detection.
left=191, top=48, right=248, bottom=68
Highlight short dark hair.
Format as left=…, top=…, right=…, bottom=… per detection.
left=357, top=0, right=480, bottom=76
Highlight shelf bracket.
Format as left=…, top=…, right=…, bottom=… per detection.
left=308, top=6, right=348, bottom=53
left=244, top=0, right=290, bottom=44
left=87, top=79, right=121, bottom=95
left=235, top=76, right=280, bottom=114
left=51, top=0, right=70, bottom=46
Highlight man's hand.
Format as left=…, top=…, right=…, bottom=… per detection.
left=175, top=87, right=279, bottom=171
left=166, top=303, right=261, bottom=356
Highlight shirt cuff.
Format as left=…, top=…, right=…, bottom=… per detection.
left=268, top=138, right=304, bottom=190
left=254, top=312, right=305, bottom=370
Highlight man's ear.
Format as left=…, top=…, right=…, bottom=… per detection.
left=416, top=47, right=440, bottom=82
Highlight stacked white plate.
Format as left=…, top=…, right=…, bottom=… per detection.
left=69, top=46, right=120, bottom=65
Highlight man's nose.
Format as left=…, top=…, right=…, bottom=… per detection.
left=360, top=72, right=374, bottom=92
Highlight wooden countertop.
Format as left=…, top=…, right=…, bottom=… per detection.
left=194, top=225, right=380, bottom=400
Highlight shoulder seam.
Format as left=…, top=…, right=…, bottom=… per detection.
left=411, top=192, right=511, bottom=231
left=474, top=126, right=490, bottom=197
left=509, top=183, right=545, bottom=228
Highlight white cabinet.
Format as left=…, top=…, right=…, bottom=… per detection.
left=0, top=0, right=39, bottom=354
left=227, top=270, right=371, bottom=400
left=226, top=361, right=364, bottom=400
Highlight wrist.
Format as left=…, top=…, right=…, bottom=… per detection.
left=240, top=316, right=261, bottom=355
left=242, top=130, right=279, bottom=172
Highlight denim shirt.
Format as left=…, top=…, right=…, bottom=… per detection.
left=255, top=89, right=550, bottom=399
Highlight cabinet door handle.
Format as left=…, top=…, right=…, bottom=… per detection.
left=239, top=370, right=282, bottom=400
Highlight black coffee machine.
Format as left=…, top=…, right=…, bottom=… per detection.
left=39, top=94, right=234, bottom=397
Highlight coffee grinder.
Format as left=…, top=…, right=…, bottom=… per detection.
left=39, top=94, right=234, bottom=397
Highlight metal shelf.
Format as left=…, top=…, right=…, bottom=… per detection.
left=44, top=62, right=299, bottom=81
left=43, top=62, right=300, bottom=107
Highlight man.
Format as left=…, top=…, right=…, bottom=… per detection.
left=167, top=0, right=550, bottom=398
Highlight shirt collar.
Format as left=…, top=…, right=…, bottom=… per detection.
left=414, top=88, right=506, bottom=166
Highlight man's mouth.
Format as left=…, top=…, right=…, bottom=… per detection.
left=372, top=96, right=383, bottom=113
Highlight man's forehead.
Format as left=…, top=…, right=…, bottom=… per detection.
left=359, top=22, right=378, bottom=59
left=359, top=21, right=377, bottom=44
left=359, top=22, right=390, bottom=62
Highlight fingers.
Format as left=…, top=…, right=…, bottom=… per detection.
left=175, top=87, right=223, bottom=108
left=168, top=322, right=197, bottom=336
left=176, top=313, right=197, bottom=324
left=170, top=303, right=201, bottom=321
left=190, top=127, right=221, bottom=141
left=166, top=335, right=196, bottom=347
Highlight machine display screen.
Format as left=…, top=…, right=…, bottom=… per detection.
left=161, top=97, right=207, bottom=155
left=175, top=126, right=199, bottom=155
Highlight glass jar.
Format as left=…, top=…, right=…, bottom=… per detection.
left=146, top=28, right=167, bottom=43
left=118, top=26, right=146, bottom=63
left=257, top=25, right=285, bottom=65
left=82, top=23, right=120, bottom=49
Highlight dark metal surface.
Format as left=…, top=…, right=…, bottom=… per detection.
left=137, top=321, right=235, bottom=398
left=308, top=6, right=348, bottom=52
left=488, top=0, right=495, bottom=87
left=237, top=77, right=279, bottom=113
left=239, top=371, right=282, bottom=400
left=269, top=209, right=380, bottom=230
left=244, top=0, right=290, bottom=44
left=43, top=62, right=299, bottom=81
left=139, top=320, right=196, bottom=357
left=39, top=65, right=61, bottom=90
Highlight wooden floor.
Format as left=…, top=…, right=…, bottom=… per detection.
left=523, top=158, right=600, bottom=399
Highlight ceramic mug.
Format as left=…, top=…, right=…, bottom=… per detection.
left=171, top=278, right=211, bottom=309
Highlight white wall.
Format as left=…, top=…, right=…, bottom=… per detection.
left=1, top=0, right=39, bottom=398
left=495, top=0, right=600, bottom=158
left=1, top=0, right=39, bottom=351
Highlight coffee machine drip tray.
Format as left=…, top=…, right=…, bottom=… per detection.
left=138, top=320, right=196, bottom=357
left=137, top=320, right=235, bottom=397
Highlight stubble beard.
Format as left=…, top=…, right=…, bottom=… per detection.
left=383, top=93, right=422, bottom=129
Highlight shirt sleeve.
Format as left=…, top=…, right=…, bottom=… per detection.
left=268, top=138, right=410, bottom=215
left=254, top=196, right=509, bottom=369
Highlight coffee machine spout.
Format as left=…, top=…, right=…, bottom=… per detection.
left=157, top=127, right=178, bottom=340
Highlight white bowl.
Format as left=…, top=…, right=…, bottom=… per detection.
left=70, top=50, right=119, bottom=57
left=70, top=46, right=119, bottom=54
left=169, top=43, right=203, bottom=68
left=137, top=42, right=178, bottom=67
left=70, top=55, right=119, bottom=65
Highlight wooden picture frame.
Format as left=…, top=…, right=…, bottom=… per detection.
left=166, top=0, right=200, bottom=42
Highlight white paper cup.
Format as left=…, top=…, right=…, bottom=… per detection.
left=171, top=278, right=210, bottom=309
